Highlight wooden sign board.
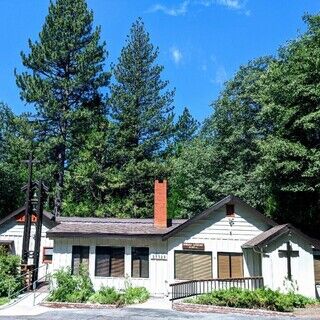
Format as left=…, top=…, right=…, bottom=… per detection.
left=182, top=243, right=205, bottom=251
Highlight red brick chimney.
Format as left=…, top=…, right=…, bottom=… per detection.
left=154, top=180, right=168, bottom=228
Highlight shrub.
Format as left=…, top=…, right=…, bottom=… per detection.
left=0, top=246, right=23, bottom=297
left=187, top=287, right=317, bottom=312
left=89, top=286, right=122, bottom=305
left=123, top=286, right=150, bottom=304
left=48, top=265, right=94, bottom=303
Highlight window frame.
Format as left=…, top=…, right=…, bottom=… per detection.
left=131, top=247, right=149, bottom=279
left=217, top=252, right=244, bottom=279
left=42, top=246, right=53, bottom=264
left=95, top=246, right=125, bottom=278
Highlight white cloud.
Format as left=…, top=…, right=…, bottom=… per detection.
left=216, top=0, right=241, bottom=10
left=170, top=47, right=183, bottom=64
left=148, top=1, right=190, bottom=16
left=212, top=65, right=228, bottom=86
left=148, top=0, right=249, bottom=16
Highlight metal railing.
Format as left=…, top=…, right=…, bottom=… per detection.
left=8, top=264, right=48, bottom=300
left=170, top=276, right=264, bottom=301
left=33, top=271, right=52, bottom=306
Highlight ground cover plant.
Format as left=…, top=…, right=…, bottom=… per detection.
left=186, top=287, right=317, bottom=312
left=48, top=268, right=150, bottom=305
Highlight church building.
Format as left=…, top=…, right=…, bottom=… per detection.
left=1, top=180, right=320, bottom=298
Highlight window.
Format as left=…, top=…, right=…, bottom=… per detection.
left=43, top=247, right=53, bottom=264
left=314, top=255, right=320, bottom=284
left=95, top=246, right=125, bottom=277
left=226, top=204, right=235, bottom=216
left=175, top=251, right=212, bottom=280
left=132, top=247, right=149, bottom=278
left=0, top=241, right=14, bottom=254
left=218, top=252, right=243, bottom=278
left=72, top=246, right=89, bottom=274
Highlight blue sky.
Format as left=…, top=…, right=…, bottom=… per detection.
left=0, top=0, right=319, bottom=121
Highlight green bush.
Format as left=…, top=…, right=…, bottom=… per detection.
left=0, top=246, right=23, bottom=297
left=123, top=286, right=150, bottom=304
left=89, top=286, right=122, bottom=305
left=48, top=267, right=150, bottom=305
left=48, top=265, right=94, bottom=303
left=187, top=287, right=317, bottom=312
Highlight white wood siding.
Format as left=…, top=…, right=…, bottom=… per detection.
left=167, top=203, right=269, bottom=283
left=262, top=233, right=316, bottom=298
left=52, top=237, right=168, bottom=296
left=0, top=217, right=55, bottom=278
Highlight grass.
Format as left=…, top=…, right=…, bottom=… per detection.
left=185, top=287, right=318, bottom=312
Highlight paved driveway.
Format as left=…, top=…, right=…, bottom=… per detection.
left=0, top=307, right=300, bottom=320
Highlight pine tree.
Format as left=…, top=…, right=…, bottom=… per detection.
left=107, top=18, right=175, bottom=217
left=15, top=0, right=110, bottom=215
left=0, top=103, right=33, bottom=218
left=175, top=107, right=199, bottom=145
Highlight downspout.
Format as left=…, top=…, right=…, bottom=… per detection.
left=253, top=246, right=265, bottom=287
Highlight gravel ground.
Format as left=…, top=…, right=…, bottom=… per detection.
left=0, top=307, right=301, bottom=320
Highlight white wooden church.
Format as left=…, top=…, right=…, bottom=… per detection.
left=0, top=180, right=319, bottom=298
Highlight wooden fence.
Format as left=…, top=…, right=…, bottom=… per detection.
left=169, top=276, right=264, bottom=301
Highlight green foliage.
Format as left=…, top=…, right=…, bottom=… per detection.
left=0, top=246, right=23, bottom=297
left=49, top=268, right=150, bottom=305
left=122, top=286, right=150, bottom=305
left=15, top=0, right=110, bottom=215
left=0, top=103, right=32, bottom=219
left=89, top=286, right=122, bottom=305
left=106, top=18, right=175, bottom=218
left=188, top=288, right=316, bottom=312
left=0, top=297, right=9, bottom=305
left=48, top=266, right=94, bottom=303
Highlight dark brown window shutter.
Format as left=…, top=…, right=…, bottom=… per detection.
left=314, top=256, right=320, bottom=283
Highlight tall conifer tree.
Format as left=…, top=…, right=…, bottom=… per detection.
left=15, top=0, right=110, bottom=215
left=108, top=18, right=175, bottom=217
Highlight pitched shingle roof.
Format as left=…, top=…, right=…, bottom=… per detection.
left=47, top=218, right=187, bottom=238
left=242, top=224, right=320, bottom=250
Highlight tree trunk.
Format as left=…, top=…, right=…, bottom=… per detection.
left=54, top=143, right=66, bottom=217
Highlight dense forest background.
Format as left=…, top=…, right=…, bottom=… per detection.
left=0, top=0, right=319, bottom=238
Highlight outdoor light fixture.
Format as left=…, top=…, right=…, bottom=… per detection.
left=31, top=189, right=38, bottom=212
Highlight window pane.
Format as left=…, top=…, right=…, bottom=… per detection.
left=218, top=253, right=230, bottom=279
left=72, top=246, right=89, bottom=274
left=95, top=247, right=124, bottom=277
left=231, top=254, right=243, bottom=278
left=43, top=247, right=53, bottom=263
left=95, top=247, right=111, bottom=277
left=111, top=247, right=125, bottom=277
left=175, top=251, right=212, bottom=280
left=132, top=247, right=149, bottom=278
left=44, top=247, right=53, bottom=255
